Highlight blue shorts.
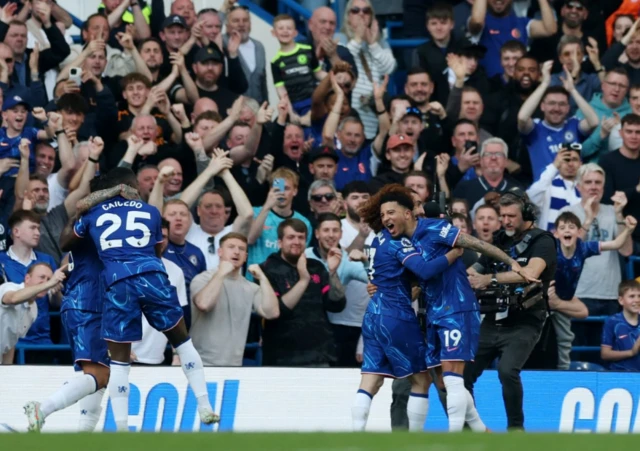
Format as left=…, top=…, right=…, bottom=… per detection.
left=361, top=311, right=427, bottom=378
left=426, top=310, right=481, bottom=368
left=103, top=272, right=183, bottom=343
left=62, top=309, right=109, bottom=371
left=292, top=98, right=312, bottom=117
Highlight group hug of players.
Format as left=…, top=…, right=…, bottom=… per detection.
left=18, top=163, right=530, bottom=433
left=21, top=164, right=218, bottom=432
left=352, top=184, right=535, bottom=432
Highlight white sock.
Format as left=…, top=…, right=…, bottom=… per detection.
left=465, top=389, right=487, bottom=432
left=108, top=361, right=131, bottom=431
left=407, top=392, right=429, bottom=431
left=175, top=339, right=211, bottom=410
left=40, top=374, right=97, bottom=418
left=443, top=372, right=468, bottom=432
left=351, top=389, right=372, bottom=431
left=78, top=388, right=105, bottom=432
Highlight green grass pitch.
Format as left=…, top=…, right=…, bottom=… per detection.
left=0, top=432, right=635, bottom=450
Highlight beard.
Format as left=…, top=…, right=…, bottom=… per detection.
left=514, top=79, right=539, bottom=97
left=33, top=201, right=48, bottom=214
left=504, top=229, right=516, bottom=237
left=347, top=206, right=361, bottom=222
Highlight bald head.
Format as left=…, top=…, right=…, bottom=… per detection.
left=171, top=0, right=196, bottom=28
left=309, top=7, right=337, bottom=42
left=158, top=158, right=184, bottom=197
left=191, top=97, right=218, bottom=122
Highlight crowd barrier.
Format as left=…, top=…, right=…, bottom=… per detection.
left=0, top=367, right=639, bottom=433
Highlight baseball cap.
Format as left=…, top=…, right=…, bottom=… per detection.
left=3, top=95, right=30, bottom=111
left=194, top=45, right=224, bottom=64
left=402, top=106, right=422, bottom=120
left=457, top=41, right=488, bottom=59
left=309, top=146, right=339, bottom=163
left=386, top=134, right=412, bottom=150
left=162, top=14, right=187, bottom=30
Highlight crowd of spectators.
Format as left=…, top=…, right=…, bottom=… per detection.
left=0, top=0, right=639, bottom=371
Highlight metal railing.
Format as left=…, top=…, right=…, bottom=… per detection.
left=570, top=315, right=607, bottom=353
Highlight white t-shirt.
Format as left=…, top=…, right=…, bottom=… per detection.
left=47, top=172, right=68, bottom=212
left=0, top=282, right=37, bottom=357
left=131, top=258, right=188, bottom=364
left=186, top=223, right=232, bottom=271
left=336, top=219, right=375, bottom=327
left=239, top=39, right=256, bottom=72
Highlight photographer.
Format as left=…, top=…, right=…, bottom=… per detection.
left=464, top=189, right=557, bottom=431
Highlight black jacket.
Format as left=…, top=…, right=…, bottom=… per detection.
left=259, top=252, right=346, bottom=366
left=0, top=21, right=70, bottom=92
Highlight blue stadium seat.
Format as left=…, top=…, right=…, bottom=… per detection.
left=569, top=361, right=605, bottom=371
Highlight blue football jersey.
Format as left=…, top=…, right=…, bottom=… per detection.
left=0, top=126, right=38, bottom=175
left=601, top=312, right=640, bottom=371
left=522, top=118, right=586, bottom=182
left=413, top=218, right=479, bottom=321
left=367, top=229, right=420, bottom=322
left=554, top=238, right=600, bottom=301
left=61, top=239, right=104, bottom=313
left=74, top=196, right=166, bottom=286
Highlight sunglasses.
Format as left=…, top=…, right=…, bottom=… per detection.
left=349, top=6, right=372, bottom=15
left=311, top=193, right=336, bottom=202
left=565, top=2, right=584, bottom=10
left=208, top=236, right=216, bottom=254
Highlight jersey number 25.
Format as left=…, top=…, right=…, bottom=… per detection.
left=97, top=212, right=151, bottom=251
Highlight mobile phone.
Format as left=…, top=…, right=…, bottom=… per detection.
left=273, top=178, right=285, bottom=192
left=464, top=140, right=478, bottom=153
left=69, top=67, right=82, bottom=86
left=273, top=178, right=285, bottom=201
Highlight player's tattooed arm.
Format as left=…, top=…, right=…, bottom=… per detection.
left=75, top=184, right=141, bottom=215
left=456, top=233, right=538, bottom=283
left=60, top=214, right=81, bottom=252
left=455, top=232, right=516, bottom=267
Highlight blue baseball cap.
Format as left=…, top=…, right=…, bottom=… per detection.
left=3, top=95, right=30, bottom=111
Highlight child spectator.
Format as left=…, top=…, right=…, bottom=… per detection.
left=551, top=211, right=637, bottom=369
left=601, top=280, right=640, bottom=371
left=271, top=14, right=326, bottom=116
left=1, top=98, right=57, bottom=175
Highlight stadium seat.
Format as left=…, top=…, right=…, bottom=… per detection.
left=569, top=361, right=605, bottom=371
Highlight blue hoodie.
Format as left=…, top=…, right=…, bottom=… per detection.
left=576, top=93, right=631, bottom=163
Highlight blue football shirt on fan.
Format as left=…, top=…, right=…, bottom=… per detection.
left=601, top=312, right=640, bottom=371
left=0, top=249, right=56, bottom=344
left=334, top=146, right=373, bottom=191
left=0, top=126, right=38, bottom=176
left=477, top=11, right=530, bottom=78
left=522, top=118, right=587, bottom=182
left=554, top=238, right=600, bottom=301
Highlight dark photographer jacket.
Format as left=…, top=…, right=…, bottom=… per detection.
left=474, top=228, right=557, bottom=327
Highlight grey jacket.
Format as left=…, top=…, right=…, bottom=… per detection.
left=223, top=35, right=268, bottom=104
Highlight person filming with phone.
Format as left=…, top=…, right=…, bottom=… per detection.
left=246, top=167, right=312, bottom=279
left=452, top=137, right=523, bottom=215
left=526, top=143, right=582, bottom=231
